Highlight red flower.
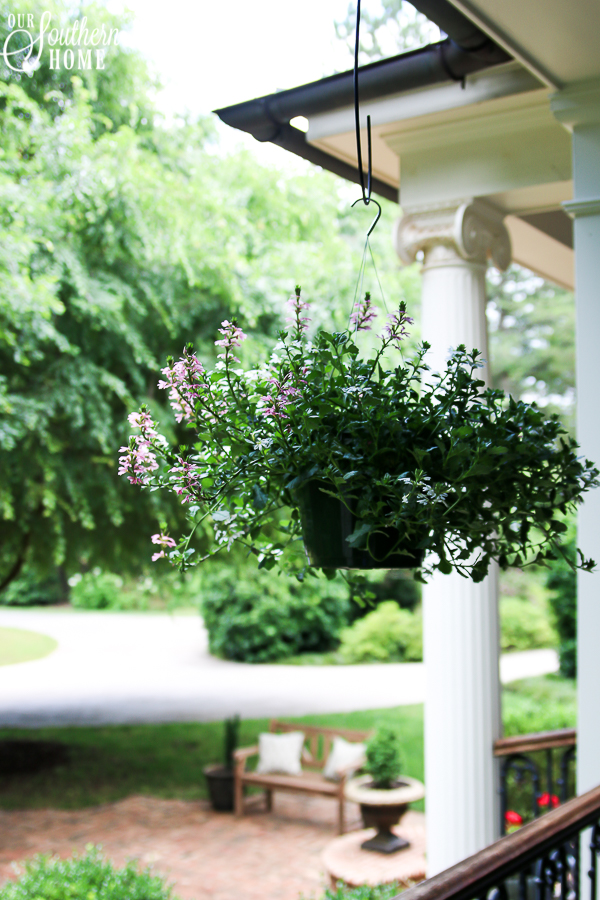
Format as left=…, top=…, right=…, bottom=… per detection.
left=505, top=810, right=523, bottom=825
left=537, top=793, right=560, bottom=809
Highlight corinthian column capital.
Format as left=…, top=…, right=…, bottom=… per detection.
left=394, top=199, right=511, bottom=271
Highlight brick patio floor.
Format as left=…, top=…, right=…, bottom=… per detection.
left=0, top=794, right=426, bottom=900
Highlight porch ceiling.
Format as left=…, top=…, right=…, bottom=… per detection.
left=444, top=0, right=600, bottom=88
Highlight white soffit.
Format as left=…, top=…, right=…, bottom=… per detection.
left=307, top=62, right=539, bottom=142
left=505, top=216, right=574, bottom=291
left=309, top=85, right=571, bottom=208
left=306, top=64, right=552, bottom=195
left=447, top=0, right=600, bottom=88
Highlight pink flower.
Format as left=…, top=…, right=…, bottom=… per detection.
left=158, top=348, right=208, bottom=423
left=286, top=285, right=311, bottom=336
left=118, top=438, right=159, bottom=485
left=169, top=458, right=200, bottom=503
left=127, top=411, right=157, bottom=436
left=151, top=533, right=177, bottom=548
left=214, top=319, right=247, bottom=361
left=262, top=374, right=300, bottom=420
left=150, top=533, right=176, bottom=562
left=378, top=304, right=414, bottom=348
left=351, top=292, right=379, bottom=332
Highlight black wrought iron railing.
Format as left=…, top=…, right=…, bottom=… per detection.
left=495, top=730, right=577, bottom=835
left=397, top=784, right=600, bottom=900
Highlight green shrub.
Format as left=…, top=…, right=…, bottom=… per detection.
left=69, top=570, right=124, bottom=610
left=546, top=540, right=577, bottom=678
left=1, top=570, right=64, bottom=606
left=320, top=884, right=402, bottom=900
left=365, top=725, right=403, bottom=788
left=503, top=676, right=577, bottom=736
left=339, top=601, right=422, bottom=663
left=346, top=570, right=421, bottom=619
left=0, top=846, right=176, bottom=899
left=500, top=597, right=557, bottom=652
left=200, top=567, right=350, bottom=662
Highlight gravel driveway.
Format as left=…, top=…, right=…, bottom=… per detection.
left=0, top=608, right=558, bottom=727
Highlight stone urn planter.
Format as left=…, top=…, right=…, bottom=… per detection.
left=345, top=774, right=425, bottom=854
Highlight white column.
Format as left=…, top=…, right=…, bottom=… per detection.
left=395, top=200, right=511, bottom=875
left=552, top=82, right=600, bottom=800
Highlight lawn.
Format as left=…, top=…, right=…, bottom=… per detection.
left=0, top=707, right=424, bottom=811
left=0, top=627, right=57, bottom=667
left=0, top=674, right=576, bottom=812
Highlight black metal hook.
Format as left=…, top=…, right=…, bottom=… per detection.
left=353, top=0, right=374, bottom=210
left=351, top=197, right=381, bottom=237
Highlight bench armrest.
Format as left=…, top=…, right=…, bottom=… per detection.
left=233, top=745, right=259, bottom=774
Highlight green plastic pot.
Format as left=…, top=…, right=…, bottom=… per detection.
left=296, top=480, right=424, bottom=570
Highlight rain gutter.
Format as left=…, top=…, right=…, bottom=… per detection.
left=214, top=1, right=512, bottom=202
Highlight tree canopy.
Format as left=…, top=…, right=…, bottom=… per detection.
left=0, top=0, right=576, bottom=593
left=0, top=1, right=414, bottom=590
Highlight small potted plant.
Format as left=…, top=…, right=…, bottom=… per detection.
left=344, top=725, right=424, bottom=854
left=204, top=715, right=240, bottom=812
left=119, top=288, right=598, bottom=581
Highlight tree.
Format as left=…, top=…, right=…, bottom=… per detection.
left=546, top=536, right=577, bottom=678
left=486, top=266, right=575, bottom=431
left=335, top=1, right=439, bottom=64
left=0, top=1, right=418, bottom=591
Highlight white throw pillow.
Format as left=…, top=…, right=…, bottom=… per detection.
left=256, top=731, right=305, bottom=775
left=323, top=736, right=366, bottom=782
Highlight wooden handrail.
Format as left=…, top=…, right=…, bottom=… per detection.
left=494, top=728, right=576, bottom=757
left=397, top=784, right=600, bottom=900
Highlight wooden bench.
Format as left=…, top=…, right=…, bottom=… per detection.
left=233, top=719, right=372, bottom=834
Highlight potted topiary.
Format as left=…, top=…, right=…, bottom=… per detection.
left=119, top=289, right=598, bottom=581
left=204, top=715, right=240, bottom=812
left=344, top=725, right=424, bottom=854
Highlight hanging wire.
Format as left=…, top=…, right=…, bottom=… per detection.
left=353, top=0, right=372, bottom=207
left=348, top=0, right=387, bottom=333
left=353, top=0, right=381, bottom=236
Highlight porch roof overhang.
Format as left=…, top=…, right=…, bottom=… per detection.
left=214, top=0, right=600, bottom=289
left=215, top=0, right=511, bottom=205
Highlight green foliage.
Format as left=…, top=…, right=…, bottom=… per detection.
left=224, top=715, right=240, bottom=769
left=0, top=569, right=64, bottom=605
left=365, top=724, right=403, bottom=788
left=346, top=569, right=421, bottom=618
left=546, top=538, right=577, bottom=677
left=0, top=846, right=175, bottom=900
left=320, top=884, right=402, bottom=900
left=0, top=707, right=424, bottom=810
left=334, top=0, right=439, bottom=62
left=0, top=0, right=418, bottom=592
left=487, top=266, right=575, bottom=431
left=69, top=569, right=123, bottom=609
left=500, top=597, right=557, bottom=652
left=503, top=676, right=577, bottom=736
left=0, top=1, right=160, bottom=138
left=339, top=601, right=422, bottom=663
left=127, top=306, right=597, bottom=582
left=200, top=567, right=351, bottom=663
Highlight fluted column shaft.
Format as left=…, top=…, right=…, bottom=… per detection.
left=395, top=200, right=510, bottom=876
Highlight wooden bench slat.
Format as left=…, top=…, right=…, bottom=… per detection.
left=240, top=770, right=340, bottom=795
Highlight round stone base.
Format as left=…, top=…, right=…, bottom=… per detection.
left=322, top=811, right=426, bottom=889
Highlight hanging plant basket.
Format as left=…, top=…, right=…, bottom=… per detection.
left=119, top=290, right=598, bottom=583
left=296, top=480, right=423, bottom=570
